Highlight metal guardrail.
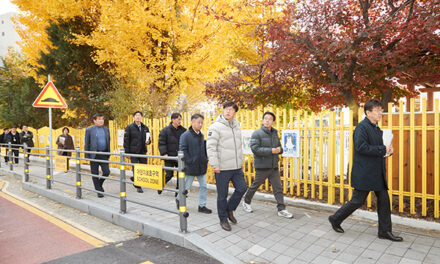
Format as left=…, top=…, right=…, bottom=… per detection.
left=0, top=143, right=189, bottom=232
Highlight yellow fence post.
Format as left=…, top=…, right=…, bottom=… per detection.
left=339, top=111, right=345, bottom=204
left=387, top=103, right=393, bottom=210
left=328, top=112, right=335, bottom=204
left=311, top=113, right=316, bottom=199
left=410, top=98, right=415, bottom=215
left=435, top=99, right=439, bottom=218
left=422, top=98, right=427, bottom=216
left=399, top=100, right=404, bottom=213
left=303, top=113, right=309, bottom=198
left=348, top=110, right=353, bottom=200
left=319, top=113, right=324, bottom=200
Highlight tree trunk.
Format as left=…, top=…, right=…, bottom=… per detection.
left=341, top=89, right=360, bottom=125
left=381, top=88, right=393, bottom=113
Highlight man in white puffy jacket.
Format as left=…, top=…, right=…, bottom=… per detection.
left=207, top=101, right=247, bottom=231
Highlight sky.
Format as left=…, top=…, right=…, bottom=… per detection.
left=0, top=0, right=19, bottom=15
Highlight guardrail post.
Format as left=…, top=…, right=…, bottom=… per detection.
left=23, top=143, right=29, bottom=182
left=119, top=149, right=127, bottom=214
left=177, top=151, right=188, bottom=233
left=8, top=142, right=13, bottom=171
left=46, top=145, right=51, bottom=189
left=75, top=147, right=82, bottom=199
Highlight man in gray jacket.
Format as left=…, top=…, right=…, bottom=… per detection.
left=242, top=112, right=293, bottom=218
left=207, top=101, right=247, bottom=231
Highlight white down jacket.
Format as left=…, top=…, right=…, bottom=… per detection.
left=206, top=115, right=244, bottom=171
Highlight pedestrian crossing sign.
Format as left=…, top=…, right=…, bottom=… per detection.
left=33, top=81, right=67, bottom=108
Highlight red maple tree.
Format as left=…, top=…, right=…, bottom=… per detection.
left=206, top=0, right=440, bottom=121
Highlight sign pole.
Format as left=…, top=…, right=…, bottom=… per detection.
left=48, top=75, right=53, bottom=179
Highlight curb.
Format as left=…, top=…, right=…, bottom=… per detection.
left=0, top=168, right=241, bottom=264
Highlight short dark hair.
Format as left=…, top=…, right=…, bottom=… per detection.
left=263, top=111, right=276, bottom=121
left=171, top=113, right=182, bottom=120
left=364, top=100, right=383, bottom=114
left=62, top=127, right=70, bottom=133
left=133, top=111, right=143, bottom=117
left=22, top=125, right=28, bottom=129
left=223, top=101, right=239, bottom=112
left=93, top=113, right=104, bottom=120
left=11, top=125, right=17, bottom=129
left=191, top=113, right=204, bottom=120
left=3, top=128, right=8, bottom=131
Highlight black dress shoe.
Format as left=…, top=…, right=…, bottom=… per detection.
left=227, top=210, right=237, bottom=224
left=136, top=187, right=143, bottom=193
left=220, top=220, right=231, bottom=231
left=378, top=231, right=403, bottom=242
left=157, top=190, right=162, bottom=195
left=97, top=193, right=104, bottom=198
left=328, top=215, right=344, bottom=233
left=198, top=206, right=212, bottom=214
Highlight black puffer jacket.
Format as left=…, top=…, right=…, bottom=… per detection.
left=158, top=123, right=186, bottom=156
left=179, top=127, right=208, bottom=176
left=250, top=125, right=283, bottom=169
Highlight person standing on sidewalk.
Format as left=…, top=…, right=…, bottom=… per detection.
left=85, top=114, right=110, bottom=198
left=20, top=125, right=34, bottom=163
left=56, top=127, right=75, bottom=156
left=328, top=100, right=403, bottom=242
left=158, top=113, right=186, bottom=195
left=207, top=101, right=247, bottom=231
left=1, top=128, right=10, bottom=163
left=6, top=125, right=20, bottom=164
left=242, top=112, right=293, bottom=218
left=179, top=113, right=212, bottom=214
left=124, top=111, right=151, bottom=193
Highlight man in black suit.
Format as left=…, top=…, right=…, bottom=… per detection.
left=6, top=125, right=20, bottom=164
left=124, top=111, right=151, bottom=193
left=0, top=128, right=10, bottom=163
left=85, top=114, right=111, bottom=198
left=329, top=100, right=403, bottom=242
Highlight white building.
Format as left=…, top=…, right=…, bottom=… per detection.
left=0, top=12, right=20, bottom=58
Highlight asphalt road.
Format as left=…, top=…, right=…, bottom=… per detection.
left=46, top=236, right=221, bottom=264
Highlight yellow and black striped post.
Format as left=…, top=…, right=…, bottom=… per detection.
left=45, top=145, right=51, bottom=189
left=23, top=143, right=29, bottom=182
left=75, top=147, right=82, bottom=199
left=119, top=149, right=127, bottom=214
left=177, top=151, right=188, bottom=233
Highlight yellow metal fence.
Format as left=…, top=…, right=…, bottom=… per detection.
left=24, top=97, right=440, bottom=219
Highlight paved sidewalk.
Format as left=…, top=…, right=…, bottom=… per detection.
left=3, top=160, right=440, bottom=264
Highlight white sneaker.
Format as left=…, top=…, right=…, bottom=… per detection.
left=242, top=201, right=253, bottom=213
left=278, top=209, right=293, bottom=218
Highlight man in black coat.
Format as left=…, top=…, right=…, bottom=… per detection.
left=0, top=128, right=9, bottom=163
left=329, top=100, right=403, bottom=242
left=20, top=125, right=34, bottom=163
left=6, top=125, right=20, bottom=164
left=158, top=113, right=186, bottom=194
left=179, top=114, right=211, bottom=214
left=124, top=111, right=151, bottom=193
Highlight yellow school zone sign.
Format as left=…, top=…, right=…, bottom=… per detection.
left=33, top=81, right=67, bottom=108
left=134, top=164, right=164, bottom=190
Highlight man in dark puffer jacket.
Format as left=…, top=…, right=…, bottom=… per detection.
left=158, top=113, right=186, bottom=194
left=242, top=112, right=293, bottom=218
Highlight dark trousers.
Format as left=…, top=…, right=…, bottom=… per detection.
left=164, top=160, right=179, bottom=190
left=332, top=189, right=392, bottom=233
left=244, top=168, right=285, bottom=211
left=130, top=156, right=147, bottom=187
left=215, top=169, right=247, bottom=222
left=11, top=150, right=19, bottom=164
left=90, top=154, right=110, bottom=192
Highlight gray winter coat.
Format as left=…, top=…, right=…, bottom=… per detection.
left=250, top=125, right=283, bottom=169
left=206, top=115, right=244, bottom=171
